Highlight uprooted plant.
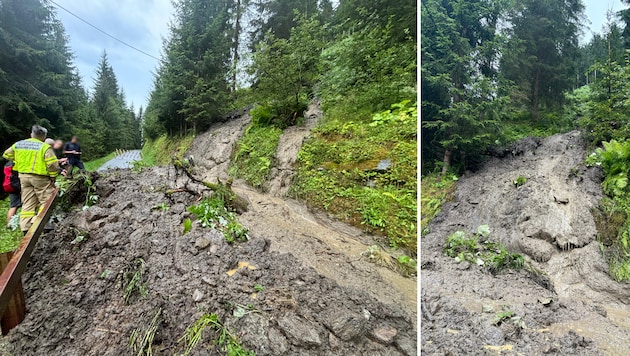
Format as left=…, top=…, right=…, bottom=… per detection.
left=129, top=308, right=162, bottom=356
left=444, top=225, right=525, bottom=274
left=123, top=258, right=148, bottom=304
left=179, top=313, right=254, bottom=356
left=188, top=197, right=249, bottom=243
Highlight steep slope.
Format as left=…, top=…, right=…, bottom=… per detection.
left=2, top=110, right=417, bottom=354
left=422, top=131, right=630, bottom=354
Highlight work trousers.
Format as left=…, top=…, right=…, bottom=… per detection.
left=19, top=174, right=55, bottom=233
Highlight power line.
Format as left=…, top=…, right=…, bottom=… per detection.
left=49, top=0, right=161, bottom=61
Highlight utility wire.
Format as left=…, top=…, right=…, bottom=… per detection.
left=49, top=0, right=161, bottom=61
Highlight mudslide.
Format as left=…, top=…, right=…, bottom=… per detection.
left=188, top=103, right=418, bottom=319
left=1, top=104, right=417, bottom=355
left=422, top=131, right=630, bottom=354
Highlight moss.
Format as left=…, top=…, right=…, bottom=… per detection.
left=292, top=100, right=417, bottom=252
left=228, top=125, right=282, bottom=189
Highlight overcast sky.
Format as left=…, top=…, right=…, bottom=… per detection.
left=50, top=1, right=629, bottom=112
left=52, top=0, right=174, bottom=112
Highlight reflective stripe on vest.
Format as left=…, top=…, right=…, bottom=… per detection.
left=12, top=138, right=51, bottom=176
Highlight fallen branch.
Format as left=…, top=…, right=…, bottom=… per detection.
left=172, top=157, right=249, bottom=213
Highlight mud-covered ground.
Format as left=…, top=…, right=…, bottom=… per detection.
left=422, top=131, right=630, bottom=355
left=3, top=168, right=416, bottom=355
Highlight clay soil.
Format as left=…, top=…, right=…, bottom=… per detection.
left=422, top=131, right=630, bottom=355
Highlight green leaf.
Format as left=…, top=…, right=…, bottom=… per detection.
left=477, top=224, right=491, bottom=237
left=183, top=218, right=193, bottom=234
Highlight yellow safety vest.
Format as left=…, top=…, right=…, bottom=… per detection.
left=11, top=138, right=55, bottom=176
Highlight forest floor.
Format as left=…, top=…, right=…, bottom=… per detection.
left=422, top=131, right=630, bottom=355
left=0, top=108, right=417, bottom=355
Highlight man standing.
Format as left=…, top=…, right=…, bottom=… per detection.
left=3, top=125, right=58, bottom=234
left=52, top=140, right=68, bottom=176
left=63, top=136, right=85, bottom=177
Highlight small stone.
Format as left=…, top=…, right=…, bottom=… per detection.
left=195, top=236, right=211, bottom=249
left=372, top=326, right=397, bottom=344
left=192, top=289, right=204, bottom=302
left=157, top=272, right=164, bottom=279
left=375, top=159, right=391, bottom=171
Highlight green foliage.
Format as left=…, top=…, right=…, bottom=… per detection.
left=249, top=15, right=326, bottom=127
left=83, top=175, right=98, bottom=209
left=83, top=152, right=116, bottom=172
left=123, top=258, right=148, bottom=304
left=444, top=227, right=525, bottom=275
left=143, top=0, right=233, bottom=138
left=586, top=139, right=630, bottom=281
left=513, top=176, right=527, bottom=188
left=254, top=284, right=264, bottom=292
left=188, top=197, right=249, bottom=243
left=229, top=125, right=282, bottom=189
left=501, top=0, right=584, bottom=117
left=420, top=174, right=457, bottom=236
left=141, top=134, right=195, bottom=167
left=320, top=20, right=416, bottom=121
left=0, top=199, right=22, bottom=254
left=179, top=313, right=254, bottom=356
left=183, top=219, right=193, bottom=235
left=292, top=100, right=417, bottom=251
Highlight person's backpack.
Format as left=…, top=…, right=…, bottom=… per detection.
left=3, top=162, right=20, bottom=194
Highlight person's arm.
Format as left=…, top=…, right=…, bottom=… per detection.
left=3, top=145, right=14, bottom=161
left=63, top=143, right=73, bottom=155
left=44, top=147, right=59, bottom=178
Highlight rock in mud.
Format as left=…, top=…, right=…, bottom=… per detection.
left=324, top=309, right=367, bottom=341
left=192, top=289, right=204, bottom=302
left=518, top=237, right=555, bottom=262
left=84, top=206, right=108, bottom=222
left=277, top=314, right=322, bottom=347
left=194, top=236, right=211, bottom=249
left=372, top=326, right=398, bottom=344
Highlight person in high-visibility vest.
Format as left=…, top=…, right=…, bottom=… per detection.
left=3, top=125, right=59, bottom=234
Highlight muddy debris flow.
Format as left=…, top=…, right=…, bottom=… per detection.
left=422, top=131, right=630, bottom=355
left=2, top=105, right=417, bottom=355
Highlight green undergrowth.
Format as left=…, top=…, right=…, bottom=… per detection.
left=587, top=139, right=630, bottom=281
left=83, top=152, right=116, bottom=171
left=142, top=134, right=195, bottom=166
left=228, top=123, right=282, bottom=189
left=0, top=199, right=21, bottom=253
left=188, top=197, right=249, bottom=243
left=292, top=100, right=417, bottom=252
left=444, top=225, right=525, bottom=274
left=179, top=313, right=254, bottom=356
left=420, top=173, right=457, bottom=236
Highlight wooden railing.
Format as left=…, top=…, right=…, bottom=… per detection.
left=0, top=187, right=60, bottom=333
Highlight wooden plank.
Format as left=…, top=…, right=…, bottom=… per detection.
left=0, top=187, right=60, bottom=317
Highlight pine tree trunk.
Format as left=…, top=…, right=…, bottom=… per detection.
left=442, top=148, right=452, bottom=175
left=231, top=0, right=242, bottom=92
left=532, top=68, right=541, bottom=119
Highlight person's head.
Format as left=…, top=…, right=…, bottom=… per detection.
left=54, top=140, right=63, bottom=150
left=30, top=125, right=47, bottom=142
left=71, top=135, right=78, bottom=143
left=44, top=138, right=55, bottom=146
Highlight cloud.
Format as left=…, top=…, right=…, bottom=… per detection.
left=52, top=0, right=174, bottom=109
